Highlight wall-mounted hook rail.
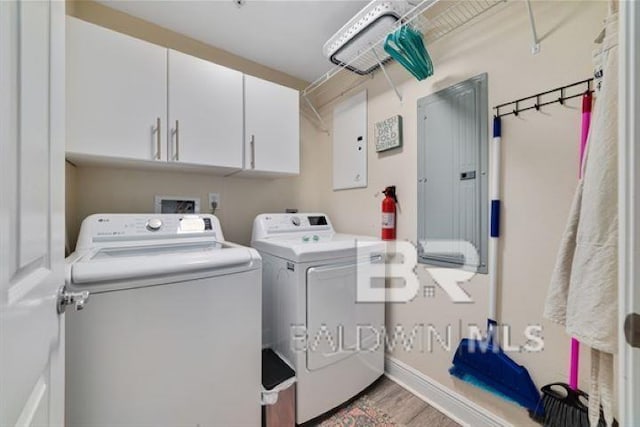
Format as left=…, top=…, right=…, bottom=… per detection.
left=494, top=77, right=594, bottom=118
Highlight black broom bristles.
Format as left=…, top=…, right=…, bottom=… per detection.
left=538, top=382, right=612, bottom=427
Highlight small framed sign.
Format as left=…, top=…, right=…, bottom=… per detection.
left=375, top=115, right=403, bottom=152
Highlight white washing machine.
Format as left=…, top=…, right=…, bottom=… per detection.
left=251, top=213, right=385, bottom=424
left=65, top=214, right=262, bottom=427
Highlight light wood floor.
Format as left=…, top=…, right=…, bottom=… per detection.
left=310, top=376, right=461, bottom=427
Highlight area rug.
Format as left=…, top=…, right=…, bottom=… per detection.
left=318, top=396, right=401, bottom=427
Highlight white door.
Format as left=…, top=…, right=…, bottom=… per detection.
left=619, top=1, right=640, bottom=424
left=168, top=49, right=243, bottom=170
left=0, top=0, right=66, bottom=426
left=244, top=75, right=300, bottom=174
left=66, top=17, right=167, bottom=162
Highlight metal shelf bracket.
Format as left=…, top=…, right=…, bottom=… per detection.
left=372, top=48, right=402, bottom=102
left=525, top=0, right=541, bottom=54
left=302, top=95, right=330, bottom=135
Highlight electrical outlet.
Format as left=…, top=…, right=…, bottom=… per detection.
left=208, top=193, right=221, bottom=211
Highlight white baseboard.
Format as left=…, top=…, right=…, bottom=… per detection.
left=384, top=356, right=509, bottom=427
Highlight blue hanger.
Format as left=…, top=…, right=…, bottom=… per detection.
left=400, top=27, right=433, bottom=77
left=384, top=25, right=434, bottom=81
left=384, top=32, right=424, bottom=80
left=397, top=26, right=433, bottom=78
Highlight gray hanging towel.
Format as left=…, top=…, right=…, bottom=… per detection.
left=544, top=9, right=618, bottom=427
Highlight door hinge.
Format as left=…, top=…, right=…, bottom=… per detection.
left=624, top=312, right=640, bottom=348
left=57, top=286, right=90, bottom=314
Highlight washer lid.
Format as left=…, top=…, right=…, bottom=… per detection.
left=252, top=233, right=382, bottom=263
left=69, top=242, right=255, bottom=285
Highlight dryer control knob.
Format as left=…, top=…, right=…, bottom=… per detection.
left=146, top=218, right=163, bottom=231
left=291, top=216, right=301, bottom=226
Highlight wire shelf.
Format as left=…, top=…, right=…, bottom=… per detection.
left=302, top=0, right=505, bottom=98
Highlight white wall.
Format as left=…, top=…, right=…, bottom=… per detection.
left=302, top=1, right=608, bottom=424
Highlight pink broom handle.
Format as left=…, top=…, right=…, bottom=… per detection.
left=570, top=91, right=593, bottom=391
left=579, top=92, right=593, bottom=179
left=570, top=338, right=580, bottom=390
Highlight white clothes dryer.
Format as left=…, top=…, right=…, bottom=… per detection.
left=251, top=213, right=384, bottom=424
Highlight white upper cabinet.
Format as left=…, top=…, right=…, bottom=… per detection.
left=244, top=75, right=300, bottom=175
left=167, top=49, right=243, bottom=169
left=66, top=17, right=300, bottom=176
left=66, top=17, right=167, bottom=161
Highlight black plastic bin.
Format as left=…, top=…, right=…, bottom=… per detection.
left=262, top=348, right=296, bottom=427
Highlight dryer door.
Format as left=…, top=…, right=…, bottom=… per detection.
left=306, top=259, right=383, bottom=371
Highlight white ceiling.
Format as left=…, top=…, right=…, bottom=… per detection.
left=98, top=0, right=370, bottom=82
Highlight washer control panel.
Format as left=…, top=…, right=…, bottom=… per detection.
left=76, top=214, right=222, bottom=250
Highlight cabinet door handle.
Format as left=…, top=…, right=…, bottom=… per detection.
left=155, top=117, right=161, bottom=160
left=172, top=120, right=180, bottom=161
left=250, top=134, right=255, bottom=169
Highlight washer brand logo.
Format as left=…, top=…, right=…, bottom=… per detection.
left=356, top=240, right=480, bottom=304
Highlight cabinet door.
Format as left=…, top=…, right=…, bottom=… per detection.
left=244, top=75, right=300, bottom=174
left=168, top=50, right=243, bottom=169
left=66, top=17, right=167, bottom=161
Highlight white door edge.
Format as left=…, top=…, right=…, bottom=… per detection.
left=618, top=0, right=640, bottom=424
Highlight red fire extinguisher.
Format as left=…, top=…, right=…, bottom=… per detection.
left=381, top=186, right=398, bottom=240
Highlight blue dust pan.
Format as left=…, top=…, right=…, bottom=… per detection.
left=449, top=319, right=544, bottom=420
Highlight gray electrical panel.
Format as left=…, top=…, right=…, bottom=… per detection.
left=417, top=73, right=488, bottom=273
